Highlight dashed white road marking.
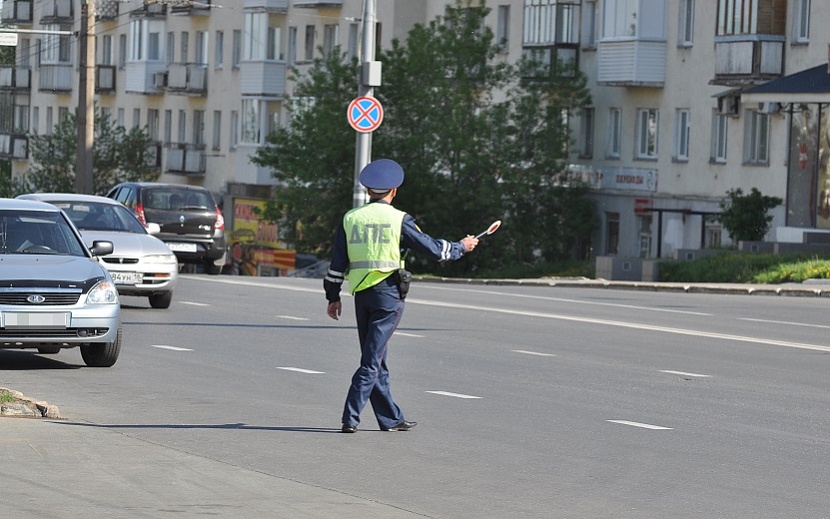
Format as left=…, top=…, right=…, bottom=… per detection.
left=660, top=369, right=712, bottom=378
left=607, top=420, right=672, bottom=430
left=276, top=367, right=325, bottom=374
left=179, top=301, right=210, bottom=307
left=513, top=350, right=556, bottom=357
left=426, top=391, right=482, bottom=399
left=394, top=332, right=425, bottom=338
left=151, top=345, right=193, bottom=352
left=277, top=315, right=309, bottom=321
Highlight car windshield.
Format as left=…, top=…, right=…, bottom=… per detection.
left=0, top=210, right=88, bottom=256
left=52, top=201, right=148, bottom=234
left=144, top=188, right=213, bottom=211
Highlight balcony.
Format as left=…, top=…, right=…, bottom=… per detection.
left=95, top=0, right=119, bottom=20
left=95, top=65, right=116, bottom=93
left=711, top=36, right=785, bottom=86
left=0, top=133, right=28, bottom=160
left=1, top=1, right=33, bottom=25
left=38, top=64, right=73, bottom=92
left=242, top=0, right=288, bottom=10
left=131, top=1, right=166, bottom=17
left=597, top=39, right=666, bottom=87
left=145, top=142, right=162, bottom=169
left=124, top=62, right=167, bottom=95
left=521, top=44, right=579, bottom=80
left=0, top=67, right=30, bottom=92
left=293, top=0, right=343, bottom=6
left=171, top=0, right=212, bottom=15
left=41, top=0, right=73, bottom=24
left=239, top=61, right=287, bottom=97
left=166, top=143, right=206, bottom=176
left=167, top=63, right=207, bottom=95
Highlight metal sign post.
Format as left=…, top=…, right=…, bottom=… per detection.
left=352, top=0, right=381, bottom=208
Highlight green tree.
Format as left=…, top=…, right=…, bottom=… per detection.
left=26, top=108, right=159, bottom=195
left=252, top=0, right=596, bottom=275
left=716, top=187, right=783, bottom=243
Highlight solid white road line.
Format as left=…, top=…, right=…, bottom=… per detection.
left=512, top=349, right=557, bottom=357
left=276, top=367, right=325, bottom=374
left=739, top=317, right=830, bottom=330
left=151, top=345, right=193, bottom=352
left=179, top=301, right=210, bottom=306
left=276, top=315, right=309, bottom=321
left=607, top=420, right=672, bottom=430
left=426, top=391, right=482, bottom=399
left=394, top=332, right=425, bottom=338
left=660, top=369, right=712, bottom=378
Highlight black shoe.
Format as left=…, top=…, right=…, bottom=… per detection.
left=341, top=424, right=358, bottom=433
left=383, top=420, right=417, bottom=431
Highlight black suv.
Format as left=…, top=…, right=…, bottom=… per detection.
left=106, top=182, right=226, bottom=274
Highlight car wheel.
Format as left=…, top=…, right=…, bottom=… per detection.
left=80, top=324, right=122, bottom=367
left=37, top=346, right=61, bottom=354
left=149, top=292, right=172, bottom=309
left=204, top=261, right=222, bottom=275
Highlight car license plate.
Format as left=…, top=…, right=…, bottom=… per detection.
left=110, top=272, right=143, bottom=285
left=167, top=242, right=197, bottom=253
left=3, top=312, right=69, bottom=328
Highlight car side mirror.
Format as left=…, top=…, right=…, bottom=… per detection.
left=145, top=222, right=161, bottom=235
left=90, top=240, right=114, bottom=257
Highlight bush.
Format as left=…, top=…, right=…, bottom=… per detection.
left=659, top=252, right=830, bottom=284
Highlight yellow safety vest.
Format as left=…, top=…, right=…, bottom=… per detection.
left=343, top=202, right=406, bottom=294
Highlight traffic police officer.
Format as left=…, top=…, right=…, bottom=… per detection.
left=325, top=159, right=479, bottom=433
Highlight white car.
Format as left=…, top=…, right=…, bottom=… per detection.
left=18, top=194, right=179, bottom=309
left=0, top=198, right=121, bottom=367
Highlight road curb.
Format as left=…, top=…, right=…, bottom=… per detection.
left=0, top=386, right=61, bottom=419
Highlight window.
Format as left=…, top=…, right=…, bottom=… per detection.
left=195, top=31, right=208, bottom=65
left=117, top=108, right=124, bottom=128
left=607, top=108, right=621, bottom=158
left=794, top=0, right=810, bottom=43
left=193, top=110, right=205, bottom=146
left=32, top=106, right=38, bottom=134
left=148, top=31, right=161, bottom=60
left=347, top=23, right=359, bottom=61
left=212, top=111, right=221, bottom=151
left=304, top=25, right=315, bottom=61
left=241, top=99, right=260, bottom=144
left=674, top=109, right=691, bottom=161
left=230, top=110, right=239, bottom=150
left=232, top=30, right=241, bottom=68
left=42, top=24, right=71, bottom=63
left=638, top=215, right=652, bottom=258
left=268, top=27, right=281, bottom=60
left=711, top=112, right=728, bottom=163
left=147, top=109, right=159, bottom=141
left=581, top=1, right=597, bottom=48
left=678, top=0, right=694, bottom=46
left=579, top=107, right=594, bottom=158
left=164, top=110, right=172, bottom=144
left=323, top=24, right=339, bottom=56
left=524, top=0, right=578, bottom=45
left=178, top=110, right=186, bottom=143
left=602, top=0, right=638, bottom=38
left=244, top=12, right=267, bottom=60
left=215, top=31, right=224, bottom=68
left=101, top=35, right=113, bottom=65
left=636, top=109, right=659, bottom=159
left=496, top=5, right=510, bottom=49
left=288, top=27, right=297, bottom=65
left=605, top=212, right=620, bottom=255
left=119, top=34, right=126, bottom=68
left=180, top=32, right=189, bottom=63
left=167, top=32, right=175, bottom=64
left=132, top=108, right=140, bottom=129
left=19, top=38, right=30, bottom=68
left=744, top=111, right=769, bottom=164
left=46, top=107, right=53, bottom=134
left=716, top=0, right=787, bottom=36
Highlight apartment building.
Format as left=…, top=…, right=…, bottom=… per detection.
left=0, top=0, right=827, bottom=262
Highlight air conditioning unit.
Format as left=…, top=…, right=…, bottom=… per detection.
left=152, top=72, right=167, bottom=88
left=717, top=94, right=740, bottom=116
left=757, top=101, right=780, bottom=115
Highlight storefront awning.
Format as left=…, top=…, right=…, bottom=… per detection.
left=741, top=64, right=830, bottom=105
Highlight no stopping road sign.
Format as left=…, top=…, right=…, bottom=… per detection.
left=347, top=96, right=384, bottom=133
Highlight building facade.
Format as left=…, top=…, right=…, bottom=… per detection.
left=0, top=0, right=827, bottom=261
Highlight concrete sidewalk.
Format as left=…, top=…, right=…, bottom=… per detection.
left=1, top=418, right=427, bottom=519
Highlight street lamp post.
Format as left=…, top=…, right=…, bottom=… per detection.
left=353, top=0, right=381, bottom=208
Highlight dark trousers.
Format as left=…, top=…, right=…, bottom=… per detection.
left=342, top=278, right=405, bottom=429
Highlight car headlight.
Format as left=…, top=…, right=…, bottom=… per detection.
left=144, top=253, right=178, bottom=265
left=87, top=280, right=119, bottom=304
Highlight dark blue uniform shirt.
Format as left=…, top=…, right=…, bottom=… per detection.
left=324, top=199, right=467, bottom=302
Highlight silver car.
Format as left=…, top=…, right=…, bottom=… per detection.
left=0, top=198, right=122, bottom=367
left=18, top=194, right=179, bottom=309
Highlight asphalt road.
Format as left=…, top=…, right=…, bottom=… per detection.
left=2, top=275, right=829, bottom=518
